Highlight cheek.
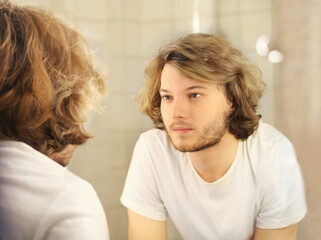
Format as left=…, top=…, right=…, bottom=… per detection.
left=160, top=105, right=171, bottom=126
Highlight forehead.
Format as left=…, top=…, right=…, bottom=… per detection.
left=160, top=63, right=216, bottom=90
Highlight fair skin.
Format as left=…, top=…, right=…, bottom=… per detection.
left=160, top=64, right=238, bottom=183
left=127, top=63, right=298, bottom=239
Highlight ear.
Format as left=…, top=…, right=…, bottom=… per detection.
left=230, top=101, right=235, bottom=111
left=229, top=104, right=235, bottom=114
left=222, top=83, right=235, bottom=112
left=226, top=97, right=235, bottom=112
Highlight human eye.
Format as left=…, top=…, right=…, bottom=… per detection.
left=189, top=93, right=201, bottom=99
left=161, top=95, right=172, bottom=101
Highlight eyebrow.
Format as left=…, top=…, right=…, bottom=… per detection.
left=159, top=85, right=207, bottom=93
left=186, top=86, right=207, bottom=91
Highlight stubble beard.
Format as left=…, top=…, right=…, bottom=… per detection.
left=166, top=112, right=230, bottom=153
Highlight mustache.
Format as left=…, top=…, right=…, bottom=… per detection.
left=169, top=121, right=194, bottom=130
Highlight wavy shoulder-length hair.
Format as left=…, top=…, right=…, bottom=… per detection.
left=137, top=33, right=265, bottom=140
left=0, top=1, right=106, bottom=156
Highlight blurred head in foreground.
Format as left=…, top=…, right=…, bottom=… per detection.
left=0, top=0, right=106, bottom=165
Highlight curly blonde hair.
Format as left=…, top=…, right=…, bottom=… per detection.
left=0, top=1, right=106, bottom=156
left=137, top=33, right=265, bottom=140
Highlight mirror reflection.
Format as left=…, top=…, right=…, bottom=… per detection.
left=1, top=0, right=319, bottom=239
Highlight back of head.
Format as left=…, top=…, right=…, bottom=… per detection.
left=0, top=0, right=106, bottom=156
left=138, top=33, right=266, bottom=140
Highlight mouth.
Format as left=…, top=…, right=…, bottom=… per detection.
left=171, top=126, right=193, bottom=134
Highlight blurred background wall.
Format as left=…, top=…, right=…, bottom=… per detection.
left=13, top=0, right=320, bottom=239
left=274, top=0, right=321, bottom=239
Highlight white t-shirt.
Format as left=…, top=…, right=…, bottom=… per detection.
left=121, top=122, right=307, bottom=240
left=0, top=141, right=109, bottom=240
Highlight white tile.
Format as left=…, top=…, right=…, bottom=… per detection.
left=107, top=56, right=125, bottom=92
left=172, top=0, right=215, bottom=30
left=16, top=0, right=50, bottom=8
left=123, top=0, right=142, bottom=20
left=199, top=0, right=216, bottom=17
left=240, top=12, right=272, bottom=49
left=104, top=94, right=131, bottom=129
left=70, top=19, right=123, bottom=63
left=172, top=0, right=215, bottom=26
left=104, top=92, right=153, bottom=130
left=173, top=0, right=194, bottom=19
left=220, top=0, right=239, bottom=13
left=104, top=130, right=140, bottom=170
left=49, top=0, right=75, bottom=20
left=123, top=58, right=146, bottom=94
left=141, top=22, right=173, bottom=58
left=173, top=19, right=194, bottom=35
left=240, top=0, right=271, bottom=11
left=141, top=0, right=171, bottom=21
left=130, top=108, right=155, bottom=131
left=124, top=22, right=142, bottom=57
left=69, top=142, right=109, bottom=179
left=107, top=21, right=125, bottom=56
left=105, top=0, right=124, bottom=19
left=220, top=14, right=241, bottom=46
left=74, top=0, right=109, bottom=20
left=198, top=16, right=216, bottom=34
left=174, top=17, right=217, bottom=35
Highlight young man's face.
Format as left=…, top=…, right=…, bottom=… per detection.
left=160, top=63, right=233, bottom=152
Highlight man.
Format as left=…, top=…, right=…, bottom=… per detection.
left=0, top=1, right=109, bottom=239
left=121, top=33, right=307, bottom=240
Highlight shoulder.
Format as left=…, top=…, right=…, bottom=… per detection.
left=34, top=179, right=109, bottom=239
left=243, top=121, right=301, bottom=185
left=246, top=123, right=307, bottom=228
left=249, top=122, right=293, bottom=148
left=0, top=141, right=109, bottom=239
left=34, top=165, right=109, bottom=239
left=47, top=174, right=106, bottom=219
left=246, top=122, right=296, bottom=168
left=0, top=140, right=103, bottom=209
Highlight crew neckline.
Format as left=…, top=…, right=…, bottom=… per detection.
left=186, top=140, right=242, bottom=185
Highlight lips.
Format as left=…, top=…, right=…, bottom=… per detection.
left=170, top=122, right=193, bottom=134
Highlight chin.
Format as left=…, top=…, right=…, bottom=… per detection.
left=172, top=142, right=194, bottom=153
left=173, top=140, right=220, bottom=153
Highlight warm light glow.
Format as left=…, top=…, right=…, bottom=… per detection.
left=256, top=35, right=270, bottom=56
left=193, top=0, right=200, bottom=32
left=268, top=50, right=284, bottom=63
left=256, top=35, right=284, bottom=64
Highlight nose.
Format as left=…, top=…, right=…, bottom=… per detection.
left=170, top=97, right=188, bottom=119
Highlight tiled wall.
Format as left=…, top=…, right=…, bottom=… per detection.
left=14, top=0, right=273, bottom=239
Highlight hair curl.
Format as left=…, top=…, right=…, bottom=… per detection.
left=0, top=1, right=106, bottom=156
left=137, top=33, right=265, bottom=140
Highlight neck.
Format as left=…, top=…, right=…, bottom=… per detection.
left=188, top=131, right=239, bottom=183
